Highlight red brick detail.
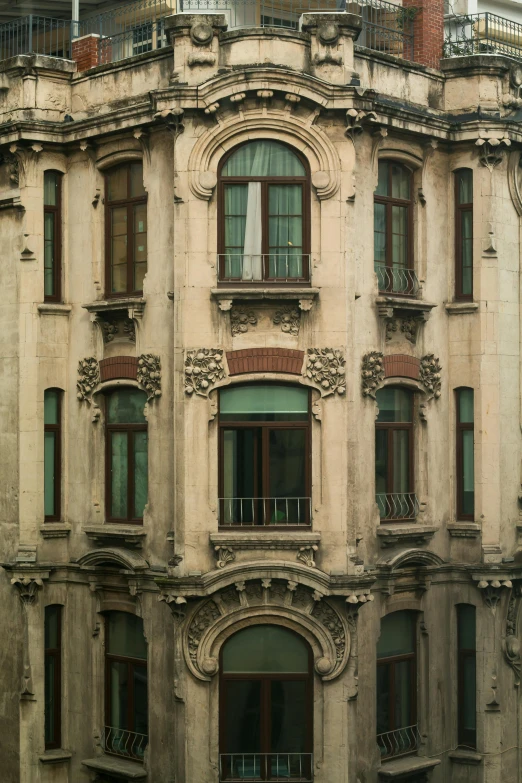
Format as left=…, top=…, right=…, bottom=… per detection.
left=72, top=34, right=111, bottom=72
left=383, top=354, right=420, bottom=381
left=226, top=348, right=304, bottom=376
left=403, top=0, right=444, bottom=70
left=99, top=356, right=138, bottom=382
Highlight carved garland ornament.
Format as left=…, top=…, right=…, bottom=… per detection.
left=505, top=583, right=521, bottom=685
left=304, top=349, right=346, bottom=396
left=419, top=354, right=442, bottom=400
left=273, top=307, right=300, bottom=336
left=137, top=354, right=162, bottom=401
left=185, top=349, right=225, bottom=397
left=77, top=357, right=100, bottom=403
left=230, top=309, right=257, bottom=335
left=176, top=580, right=350, bottom=682
left=361, top=352, right=384, bottom=398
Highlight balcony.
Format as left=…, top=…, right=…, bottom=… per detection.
left=376, top=492, right=419, bottom=522
left=218, top=254, right=310, bottom=285
left=219, top=497, right=312, bottom=527
left=444, top=12, right=522, bottom=61
left=103, top=725, right=148, bottom=761
left=219, top=753, right=314, bottom=781
left=375, top=264, right=420, bottom=298
left=377, top=724, right=420, bottom=760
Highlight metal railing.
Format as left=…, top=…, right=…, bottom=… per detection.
left=0, top=16, right=72, bottom=60
left=375, top=264, right=420, bottom=297
left=376, top=492, right=419, bottom=521
left=219, top=497, right=312, bottom=526
left=377, top=724, right=420, bottom=759
left=349, top=0, right=414, bottom=59
left=219, top=753, right=314, bottom=781
left=444, top=13, right=522, bottom=60
left=218, top=254, right=310, bottom=283
left=103, top=725, right=148, bottom=761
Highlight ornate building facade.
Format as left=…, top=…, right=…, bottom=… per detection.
left=2, top=1, right=522, bottom=782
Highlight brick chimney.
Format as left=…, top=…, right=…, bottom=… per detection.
left=403, top=0, right=445, bottom=70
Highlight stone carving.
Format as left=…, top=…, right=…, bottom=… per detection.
left=345, top=109, right=377, bottom=142
left=188, top=52, right=216, bottom=67
left=477, top=578, right=512, bottom=612
left=476, top=137, right=511, bottom=171
left=101, top=321, right=118, bottom=343
left=311, top=600, right=346, bottom=661
left=318, top=21, right=339, bottom=45
left=0, top=150, right=20, bottom=185
left=419, top=354, right=442, bottom=400
left=214, top=545, right=235, bottom=569
left=123, top=319, right=136, bottom=342
left=385, top=317, right=419, bottom=344
left=305, top=349, right=346, bottom=396
left=273, top=307, right=300, bottom=336
left=297, top=545, right=318, bottom=568
left=185, top=349, right=225, bottom=397
left=230, top=309, right=257, bottom=335
left=11, top=576, right=44, bottom=604
left=505, top=583, right=521, bottom=685
left=190, top=20, right=213, bottom=45
left=137, top=354, right=162, bottom=401
left=220, top=586, right=241, bottom=609
left=77, top=358, right=100, bottom=403
left=187, top=600, right=221, bottom=663
left=361, top=351, right=384, bottom=398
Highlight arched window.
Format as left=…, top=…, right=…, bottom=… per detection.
left=375, top=387, right=417, bottom=521
left=455, top=388, right=474, bottom=520
left=454, top=169, right=473, bottom=300
left=44, top=605, right=62, bottom=749
left=44, top=171, right=62, bottom=302
left=105, top=388, right=148, bottom=523
left=44, top=388, right=62, bottom=521
left=105, top=162, right=147, bottom=297
left=220, top=625, right=312, bottom=780
left=219, top=384, right=310, bottom=527
left=219, top=140, right=310, bottom=284
left=376, top=611, right=418, bottom=758
left=374, top=161, right=416, bottom=295
left=104, top=612, right=148, bottom=760
left=456, top=604, right=476, bottom=748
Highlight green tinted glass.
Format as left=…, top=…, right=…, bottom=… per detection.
left=376, top=161, right=389, bottom=196
left=457, top=605, right=476, bottom=650
left=220, top=385, right=308, bottom=421
left=107, top=611, right=147, bottom=659
left=44, top=432, right=56, bottom=517
left=377, top=611, right=415, bottom=658
left=107, top=389, right=147, bottom=423
left=44, top=390, right=59, bottom=425
left=458, top=388, right=474, bottom=423
left=376, top=387, right=413, bottom=423
left=44, top=171, right=59, bottom=206
left=110, top=432, right=128, bottom=518
left=134, top=431, right=148, bottom=518
left=223, top=625, right=309, bottom=673
left=45, top=605, right=60, bottom=649
left=222, top=141, right=305, bottom=177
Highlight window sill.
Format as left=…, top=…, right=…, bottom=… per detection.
left=447, top=522, right=481, bottom=538
left=39, top=749, right=72, bottom=764
left=211, top=287, right=319, bottom=312
left=377, top=525, right=438, bottom=548
left=210, top=531, right=321, bottom=551
left=449, top=749, right=482, bottom=766
left=37, top=303, right=72, bottom=316
left=445, top=301, right=479, bottom=315
left=40, top=523, right=71, bottom=539
left=82, top=297, right=146, bottom=319
left=376, top=295, right=437, bottom=321
left=378, top=755, right=441, bottom=779
left=83, top=525, right=146, bottom=549
left=82, top=755, right=147, bottom=779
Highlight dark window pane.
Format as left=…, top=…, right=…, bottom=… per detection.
left=107, top=389, right=147, bottom=424
left=45, top=605, right=60, bottom=649
left=461, top=656, right=476, bottom=732
left=44, top=171, right=59, bottom=206
left=377, top=611, right=415, bottom=658
left=269, top=429, right=306, bottom=524
left=44, top=213, right=55, bottom=297
left=109, top=661, right=129, bottom=730
left=391, top=206, right=408, bottom=269
left=222, top=429, right=257, bottom=522
left=461, top=430, right=474, bottom=515
left=44, top=390, right=59, bottom=425
left=44, top=432, right=56, bottom=517
left=107, top=612, right=147, bottom=659
left=44, top=654, right=56, bottom=744
left=133, top=431, right=148, bottom=518
left=376, top=663, right=390, bottom=735
left=108, top=167, right=128, bottom=201
left=375, top=429, right=387, bottom=495
left=376, top=161, right=389, bottom=197
left=392, top=430, right=410, bottom=494
left=376, top=388, right=413, bottom=423
left=457, top=169, right=473, bottom=204
left=391, top=164, right=410, bottom=200
left=458, top=605, right=476, bottom=650
left=271, top=680, right=307, bottom=753
left=130, top=163, right=145, bottom=198
left=374, top=202, right=386, bottom=264
left=223, top=626, right=309, bottom=673
left=110, top=432, right=128, bottom=519
left=134, top=665, right=148, bottom=736
left=394, top=660, right=413, bottom=728
left=224, top=680, right=261, bottom=752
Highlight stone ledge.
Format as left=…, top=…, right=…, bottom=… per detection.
left=83, top=525, right=146, bottom=549
left=377, top=525, right=438, bottom=548
left=82, top=297, right=145, bottom=317
left=445, top=301, right=479, bottom=315
left=82, top=755, right=147, bottom=779
left=210, top=531, right=321, bottom=550
left=447, top=522, right=481, bottom=538
left=378, top=755, right=441, bottom=779
left=449, top=750, right=482, bottom=766
left=376, top=296, right=436, bottom=321
left=37, top=303, right=72, bottom=316
left=40, top=524, right=71, bottom=539
left=211, top=287, right=319, bottom=311
left=39, top=749, right=72, bottom=764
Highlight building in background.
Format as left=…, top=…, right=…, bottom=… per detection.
left=2, top=0, right=522, bottom=782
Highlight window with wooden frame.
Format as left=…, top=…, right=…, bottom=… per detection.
left=44, top=389, right=62, bottom=521
left=220, top=625, right=313, bottom=781
left=105, top=162, right=147, bottom=297
left=218, top=140, right=310, bottom=284
left=375, top=387, right=416, bottom=522
left=456, top=388, right=474, bottom=521
left=457, top=604, right=476, bottom=748
left=376, top=611, right=418, bottom=759
left=44, top=605, right=62, bottom=749
left=106, top=388, right=148, bottom=523
left=454, top=168, right=473, bottom=301
left=44, top=171, right=62, bottom=302
left=105, top=612, right=148, bottom=761
left=219, top=384, right=311, bottom=527
left=374, top=161, right=416, bottom=296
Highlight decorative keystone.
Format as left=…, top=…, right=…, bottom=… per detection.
left=305, top=349, right=346, bottom=396
left=185, top=349, right=225, bottom=396
left=361, top=351, right=384, bottom=398
left=137, top=354, right=162, bottom=401
left=77, top=357, right=100, bottom=404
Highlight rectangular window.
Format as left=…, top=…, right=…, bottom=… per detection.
left=45, top=605, right=62, bottom=749
left=106, top=389, right=148, bottom=523
left=105, top=163, right=147, bottom=297
left=456, top=388, right=474, bottom=520
left=457, top=605, right=476, bottom=748
left=44, top=390, right=61, bottom=521
left=44, top=171, right=62, bottom=302
left=455, top=169, right=473, bottom=300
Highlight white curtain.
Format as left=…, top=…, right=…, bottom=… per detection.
left=242, top=182, right=262, bottom=280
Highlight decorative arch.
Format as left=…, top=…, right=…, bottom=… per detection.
left=96, top=150, right=143, bottom=171
left=77, top=547, right=149, bottom=571
left=188, top=113, right=341, bottom=201
left=379, top=548, right=445, bottom=570
left=377, top=148, right=422, bottom=170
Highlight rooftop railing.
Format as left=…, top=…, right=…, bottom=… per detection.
left=376, top=492, right=419, bottom=522
left=219, top=753, right=314, bottom=781
left=103, top=725, right=148, bottom=761
left=444, top=13, right=522, bottom=60
left=377, top=724, right=420, bottom=759
left=0, top=16, right=72, bottom=60
left=219, top=497, right=312, bottom=526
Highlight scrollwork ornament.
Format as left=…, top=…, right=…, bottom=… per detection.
left=420, top=354, right=442, bottom=400
left=311, top=600, right=346, bottom=660
left=361, top=351, right=384, bottom=398
left=305, top=349, right=346, bottom=396
left=185, top=349, right=225, bottom=397
left=77, top=357, right=100, bottom=404
left=215, top=546, right=235, bottom=569
left=137, top=354, right=162, bottom=401
left=297, top=545, right=318, bottom=568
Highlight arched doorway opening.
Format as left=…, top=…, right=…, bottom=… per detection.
left=219, top=624, right=313, bottom=781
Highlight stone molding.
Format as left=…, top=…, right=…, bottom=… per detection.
left=211, top=287, right=319, bottom=312
left=304, top=348, right=346, bottom=396
left=227, top=348, right=304, bottom=376
left=476, top=136, right=511, bottom=171
left=11, top=575, right=46, bottom=604
left=185, top=349, right=225, bottom=396
left=210, top=532, right=321, bottom=552
left=82, top=525, right=147, bottom=549
left=376, top=525, right=438, bottom=548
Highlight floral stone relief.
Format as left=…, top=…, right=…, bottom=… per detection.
left=305, top=349, right=346, bottom=396
left=77, top=358, right=100, bottom=403
left=273, top=307, right=301, bottom=336
left=137, top=354, right=162, bottom=401
left=419, top=354, right=442, bottom=400
left=230, top=309, right=257, bottom=336
left=185, top=349, right=225, bottom=397
left=361, top=352, right=384, bottom=398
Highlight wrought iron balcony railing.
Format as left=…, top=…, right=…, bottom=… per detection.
left=375, top=264, right=420, bottom=297
left=217, top=254, right=310, bottom=284
left=219, top=753, right=314, bottom=781
left=377, top=724, right=420, bottom=759
left=444, top=12, right=522, bottom=61
left=376, top=492, right=419, bottom=522
left=0, top=16, right=72, bottom=60
left=219, top=497, right=312, bottom=526
left=103, top=725, right=148, bottom=761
